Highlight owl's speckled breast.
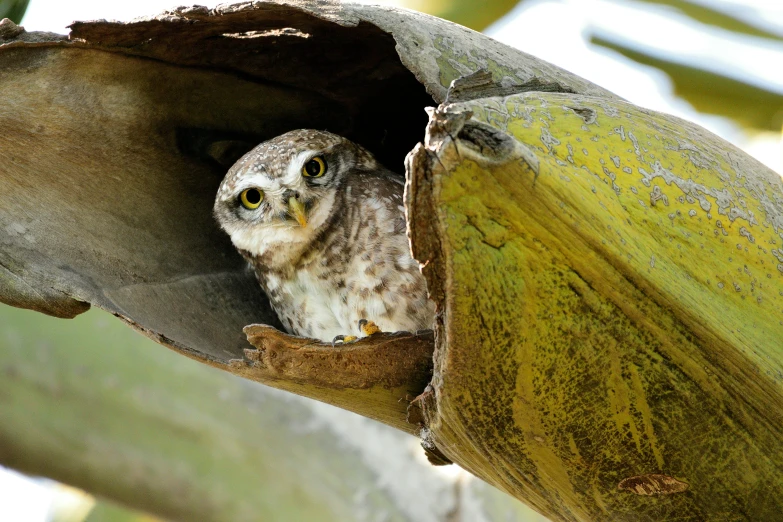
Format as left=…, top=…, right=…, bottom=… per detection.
left=251, top=170, right=434, bottom=341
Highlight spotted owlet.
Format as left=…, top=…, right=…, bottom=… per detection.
left=213, top=129, right=435, bottom=342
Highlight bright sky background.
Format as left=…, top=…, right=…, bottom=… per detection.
left=0, top=468, right=55, bottom=522
left=4, top=0, right=783, bottom=520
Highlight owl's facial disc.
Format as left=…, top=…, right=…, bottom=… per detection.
left=214, top=129, right=359, bottom=262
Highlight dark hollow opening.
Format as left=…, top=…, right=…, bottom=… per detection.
left=43, top=6, right=439, bottom=361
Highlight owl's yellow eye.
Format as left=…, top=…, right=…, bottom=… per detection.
left=302, top=156, right=327, bottom=178
left=240, top=188, right=263, bottom=209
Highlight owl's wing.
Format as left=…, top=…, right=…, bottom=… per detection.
left=352, top=166, right=406, bottom=231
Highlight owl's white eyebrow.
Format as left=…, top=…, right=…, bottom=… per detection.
left=232, top=173, right=272, bottom=195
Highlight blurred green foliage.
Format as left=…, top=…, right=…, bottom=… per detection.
left=636, top=0, right=783, bottom=42
left=400, top=0, right=520, bottom=30
left=83, top=500, right=162, bottom=522
left=0, top=0, right=29, bottom=24
left=593, top=35, right=783, bottom=132
left=0, top=304, right=383, bottom=522
left=608, top=0, right=783, bottom=131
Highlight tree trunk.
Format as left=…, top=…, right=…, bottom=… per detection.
left=407, top=97, right=783, bottom=521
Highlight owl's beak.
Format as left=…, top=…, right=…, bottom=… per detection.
left=287, top=197, right=308, bottom=227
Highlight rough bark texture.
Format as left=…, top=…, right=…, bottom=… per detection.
left=407, top=99, right=783, bottom=521
left=2, top=2, right=780, bottom=522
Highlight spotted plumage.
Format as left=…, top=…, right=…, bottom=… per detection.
left=214, top=129, right=435, bottom=342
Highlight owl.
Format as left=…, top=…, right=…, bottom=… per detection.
left=213, top=129, right=435, bottom=343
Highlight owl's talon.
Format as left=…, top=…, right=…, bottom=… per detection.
left=358, top=319, right=381, bottom=336
left=332, top=335, right=358, bottom=346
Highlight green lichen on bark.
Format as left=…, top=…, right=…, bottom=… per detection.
left=409, top=96, right=783, bottom=521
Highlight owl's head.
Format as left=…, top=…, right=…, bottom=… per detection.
left=214, top=129, right=378, bottom=264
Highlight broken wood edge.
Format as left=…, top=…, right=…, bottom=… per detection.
left=404, top=102, right=542, bottom=465
left=219, top=324, right=435, bottom=436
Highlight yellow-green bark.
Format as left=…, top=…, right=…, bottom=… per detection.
left=408, top=94, right=783, bottom=521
